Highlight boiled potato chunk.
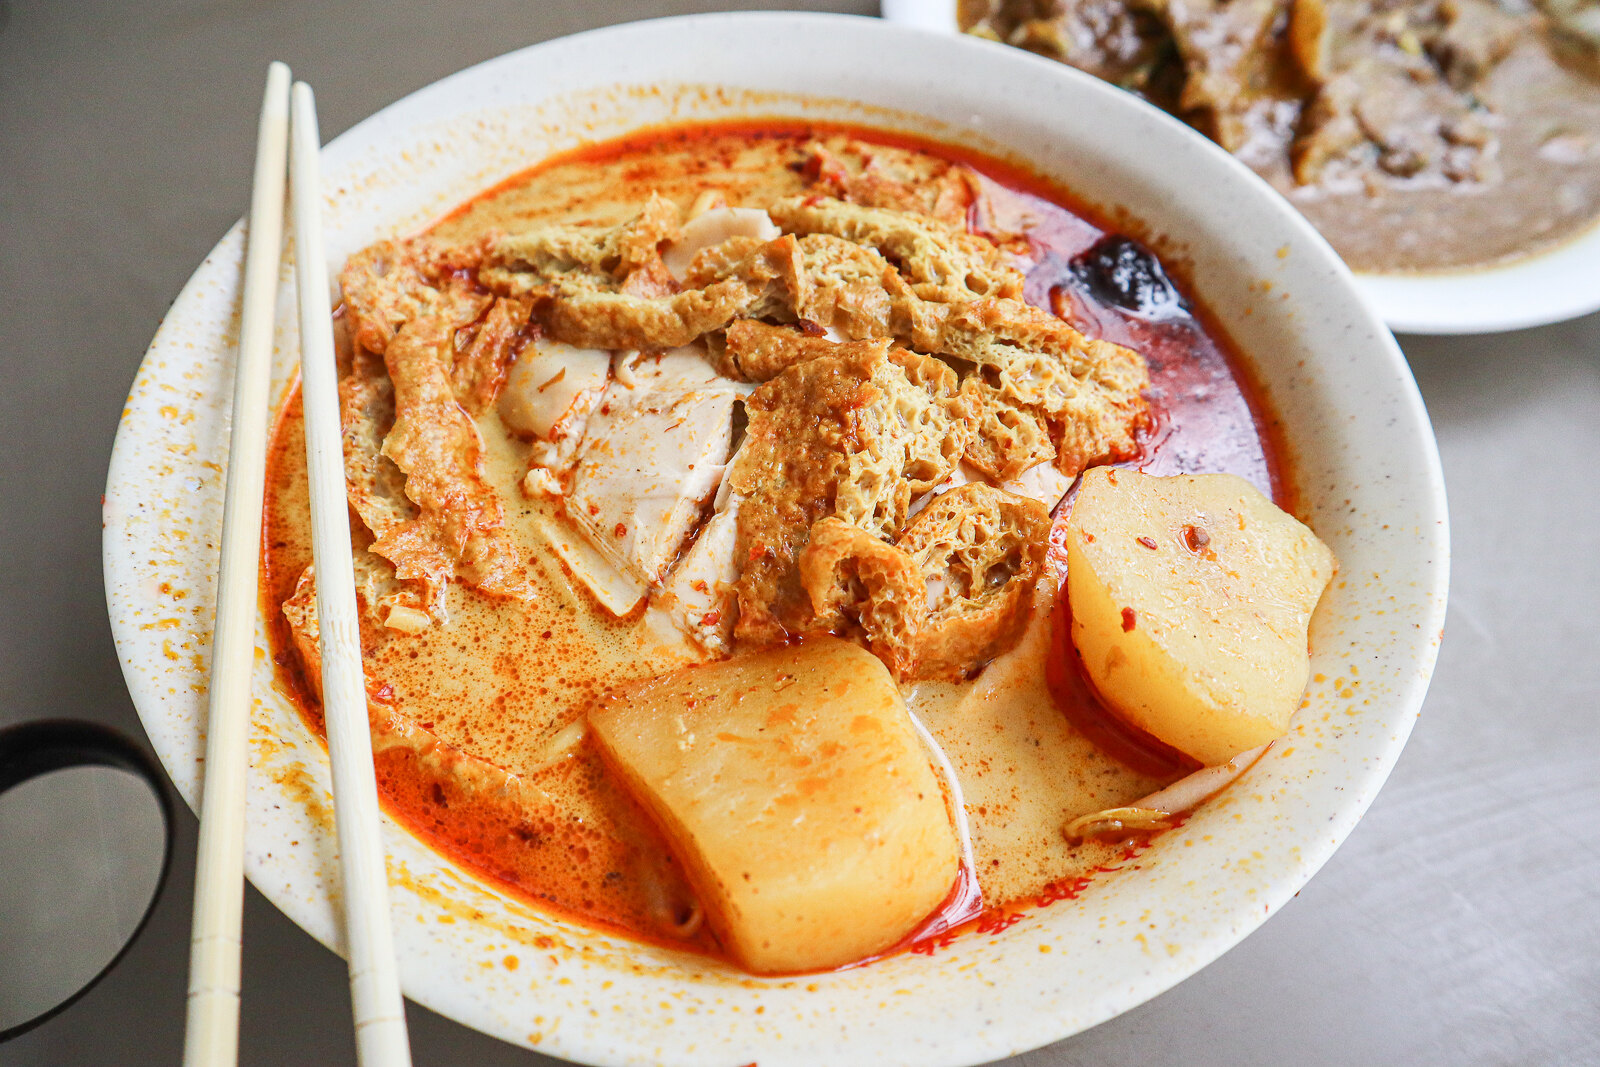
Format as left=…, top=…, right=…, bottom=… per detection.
left=1066, top=468, right=1335, bottom=766
left=588, top=637, right=958, bottom=973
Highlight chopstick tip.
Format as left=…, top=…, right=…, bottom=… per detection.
left=290, top=81, right=321, bottom=144
left=262, top=62, right=292, bottom=117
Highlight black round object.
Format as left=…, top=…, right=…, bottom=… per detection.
left=0, top=720, right=174, bottom=1042
left=1068, top=235, right=1187, bottom=319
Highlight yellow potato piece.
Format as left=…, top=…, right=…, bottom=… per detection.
left=1065, top=468, right=1335, bottom=766
left=588, top=637, right=958, bottom=974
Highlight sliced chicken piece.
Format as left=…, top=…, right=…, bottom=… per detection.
left=657, top=494, right=742, bottom=653
left=535, top=341, right=747, bottom=617
left=612, top=345, right=753, bottom=397
left=657, top=429, right=752, bottom=653
left=499, top=338, right=611, bottom=439
left=537, top=515, right=648, bottom=617
left=1002, top=461, right=1074, bottom=512
left=662, top=207, right=781, bottom=283
left=567, top=382, right=737, bottom=588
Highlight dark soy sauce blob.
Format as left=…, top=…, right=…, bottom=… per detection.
left=1068, top=236, right=1187, bottom=319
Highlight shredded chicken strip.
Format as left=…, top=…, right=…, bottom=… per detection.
left=374, top=311, right=532, bottom=606
left=451, top=295, right=532, bottom=416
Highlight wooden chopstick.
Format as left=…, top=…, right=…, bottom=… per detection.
left=183, top=60, right=292, bottom=1067
left=288, top=80, right=414, bottom=1067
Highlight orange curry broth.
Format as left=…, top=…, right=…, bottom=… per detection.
left=259, top=119, right=1289, bottom=969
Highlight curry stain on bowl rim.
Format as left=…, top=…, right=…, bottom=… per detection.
left=102, top=14, right=1449, bottom=1066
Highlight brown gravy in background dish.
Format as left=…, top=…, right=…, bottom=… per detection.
left=261, top=124, right=1283, bottom=967
left=961, top=0, right=1600, bottom=272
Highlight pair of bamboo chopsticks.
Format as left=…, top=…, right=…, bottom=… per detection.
left=183, top=61, right=413, bottom=1067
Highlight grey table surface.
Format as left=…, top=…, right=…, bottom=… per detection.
left=2, top=1, right=1597, bottom=1064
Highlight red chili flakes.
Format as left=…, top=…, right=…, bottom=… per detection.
left=1121, top=607, right=1137, bottom=632
left=910, top=930, right=960, bottom=957
left=587, top=504, right=600, bottom=516
left=1034, top=875, right=1093, bottom=907
left=1182, top=523, right=1211, bottom=552
left=700, top=610, right=721, bottom=627
left=613, top=523, right=627, bottom=538
left=976, top=910, right=1025, bottom=936
left=1136, top=536, right=1158, bottom=550
left=797, top=318, right=826, bottom=336
left=369, top=682, right=396, bottom=704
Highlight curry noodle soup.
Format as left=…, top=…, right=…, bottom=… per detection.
left=261, top=122, right=1330, bottom=975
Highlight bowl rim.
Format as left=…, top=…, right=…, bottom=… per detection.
left=103, top=12, right=1451, bottom=1065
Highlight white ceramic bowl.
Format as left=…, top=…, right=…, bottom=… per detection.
left=882, top=0, right=1600, bottom=334
left=103, top=14, right=1449, bottom=1066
